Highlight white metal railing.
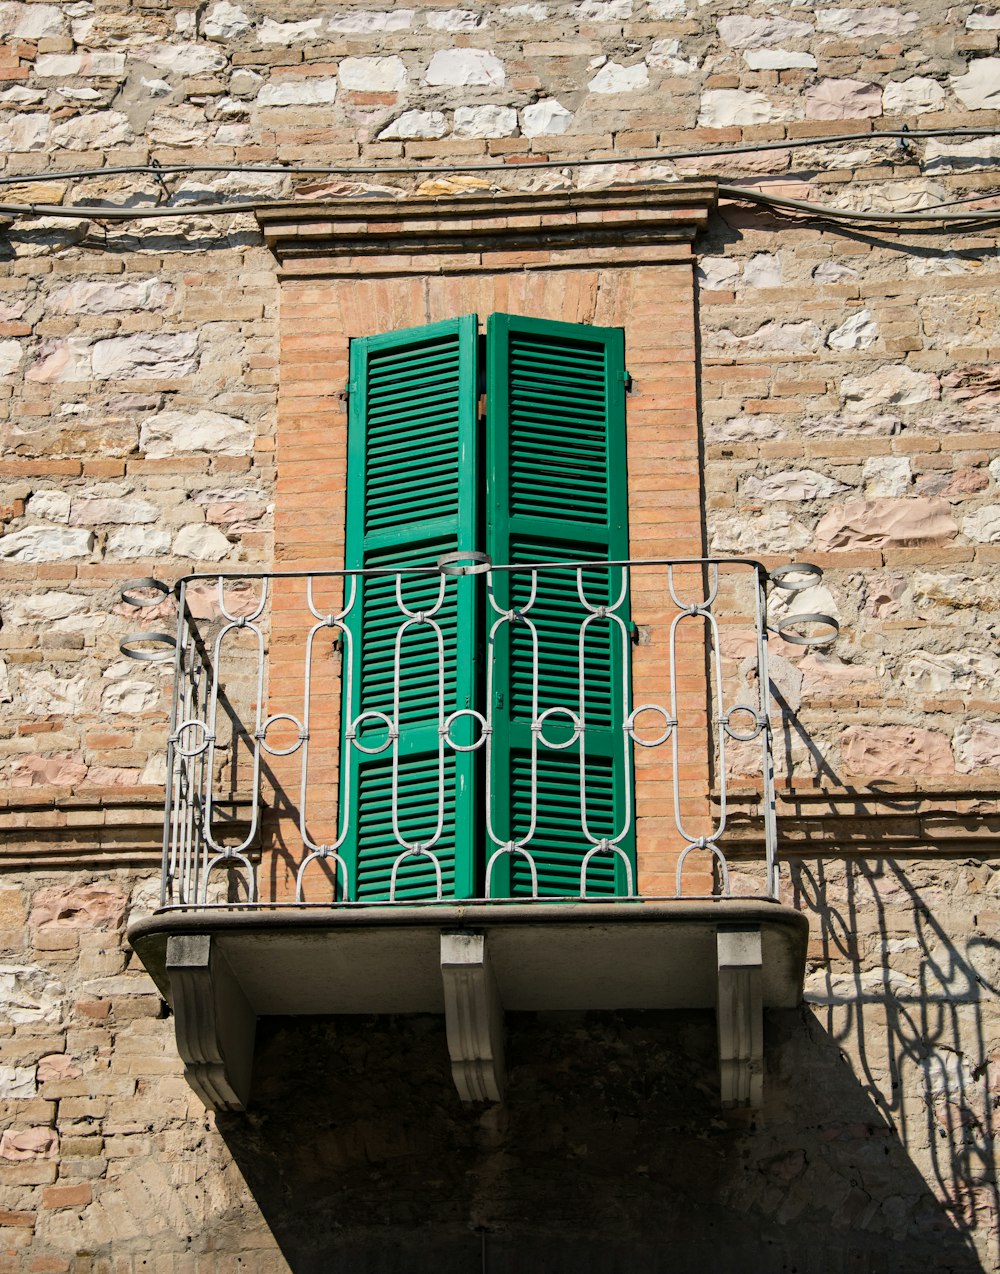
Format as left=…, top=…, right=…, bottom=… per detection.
left=118, top=557, right=837, bottom=910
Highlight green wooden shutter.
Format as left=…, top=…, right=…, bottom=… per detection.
left=342, top=316, right=480, bottom=901
left=485, top=314, right=634, bottom=898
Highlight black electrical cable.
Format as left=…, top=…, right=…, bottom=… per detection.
left=0, top=126, right=998, bottom=228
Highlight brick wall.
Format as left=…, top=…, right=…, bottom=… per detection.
left=0, top=0, right=997, bottom=1269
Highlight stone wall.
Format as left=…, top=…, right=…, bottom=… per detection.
left=0, top=0, right=998, bottom=1270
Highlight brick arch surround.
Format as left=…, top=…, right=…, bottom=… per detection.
left=256, top=183, right=719, bottom=902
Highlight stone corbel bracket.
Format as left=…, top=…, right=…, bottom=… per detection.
left=441, top=931, right=506, bottom=1103
left=166, top=934, right=256, bottom=1112
left=255, top=182, right=718, bottom=277
left=717, top=923, right=764, bottom=1109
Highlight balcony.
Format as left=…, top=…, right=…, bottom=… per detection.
left=124, top=557, right=833, bottom=1112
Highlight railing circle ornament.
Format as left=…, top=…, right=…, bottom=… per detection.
left=534, top=706, right=581, bottom=750
left=625, top=703, right=675, bottom=748
left=120, top=577, right=171, bottom=608
left=258, top=713, right=306, bottom=757
left=171, top=718, right=214, bottom=758
left=436, top=550, right=493, bottom=576
left=768, top=562, right=823, bottom=593
left=350, top=710, right=396, bottom=755
left=443, top=709, right=489, bottom=752
left=721, top=705, right=765, bottom=741
left=774, top=612, right=840, bottom=648
left=119, top=631, right=177, bottom=662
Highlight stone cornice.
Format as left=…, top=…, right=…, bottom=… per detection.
left=254, top=181, right=718, bottom=274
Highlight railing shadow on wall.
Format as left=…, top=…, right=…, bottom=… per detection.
left=790, top=855, right=999, bottom=1273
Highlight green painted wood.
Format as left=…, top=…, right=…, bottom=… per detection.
left=485, top=314, right=635, bottom=898
left=342, top=316, right=480, bottom=901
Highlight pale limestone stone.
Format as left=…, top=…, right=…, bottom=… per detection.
left=990, top=457, right=1000, bottom=484
left=647, top=40, right=698, bottom=74
left=106, top=526, right=172, bottom=558
left=18, top=670, right=91, bottom=716
left=34, top=52, right=126, bottom=77
left=710, top=320, right=820, bottom=355
left=428, top=8, right=485, bottom=29
left=521, top=98, right=572, bottom=136
left=648, top=0, right=684, bottom=14
left=340, top=55, right=408, bottom=92
left=379, top=110, right=448, bottom=140
left=575, top=0, right=632, bottom=17
left=827, top=309, right=878, bottom=351
left=147, top=106, right=212, bottom=147
left=841, top=365, right=939, bottom=408
left=26, top=339, right=90, bottom=384
left=814, top=497, right=958, bottom=551
left=139, top=409, right=253, bottom=458
left=453, top=105, right=517, bottom=138
left=92, top=332, right=198, bottom=381
left=425, top=49, right=504, bottom=87
left=862, top=455, right=911, bottom=497
left=101, top=678, right=159, bottom=715
left=963, top=506, right=1000, bottom=542
left=49, top=278, right=173, bottom=316
left=911, top=571, right=995, bottom=611
left=502, top=2, right=549, bottom=16
left=258, top=16, right=325, bottom=43
left=0, top=3, right=66, bottom=38
left=954, top=721, right=1000, bottom=772
left=50, top=110, right=133, bottom=150
left=173, top=524, right=232, bottom=561
left=0, top=526, right=94, bottom=562
left=816, top=7, right=919, bottom=35
left=0, top=1128, right=57, bottom=1159
left=0, top=339, right=22, bottom=376
left=744, top=49, right=816, bottom=70
left=697, top=257, right=740, bottom=290
left=0, top=112, right=50, bottom=152
left=10, top=753, right=87, bottom=788
left=743, top=469, right=847, bottom=501
left=589, top=61, right=649, bottom=92
left=706, top=415, right=787, bottom=444
left=743, top=252, right=782, bottom=287
left=5, top=591, right=87, bottom=624
left=882, top=76, right=946, bottom=115
left=710, top=509, right=811, bottom=554
left=138, top=43, right=227, bottom=75
left=841, top=725, right=954, bottom=777
left=329, top=10, right=415, bottom=32
left=31, top=884, right=127, bottom=931
left=203, top=0, right=251, bottom=40
left=256, top=78, right=339, bottom=108
left=900, top=650, right=1000, bottom=696
left=698, top=89, right=772, bottom=128
left=0, top=659, right=9, bottom=705
left=230, top=71, right=263, bottom=101
left=717, top=15, right=813, bottom=47
left=0, top=1068, right=35, bottom=1099
left=924, top=136, right=1000, bottom=173
left=68, top=497, right=158, bottom=527
left=806, top=79, right=882, bottom=120
left=951, top=58, right=1000, bottom=110
left=0, top=86, right=43, bottom=105
left=967, top=5, right=1000, bottom=27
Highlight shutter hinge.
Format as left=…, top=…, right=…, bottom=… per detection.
left=622, top=370, right=633, bottom=391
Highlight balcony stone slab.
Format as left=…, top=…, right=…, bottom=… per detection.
left=129, top=898, right=808, bottom=1115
